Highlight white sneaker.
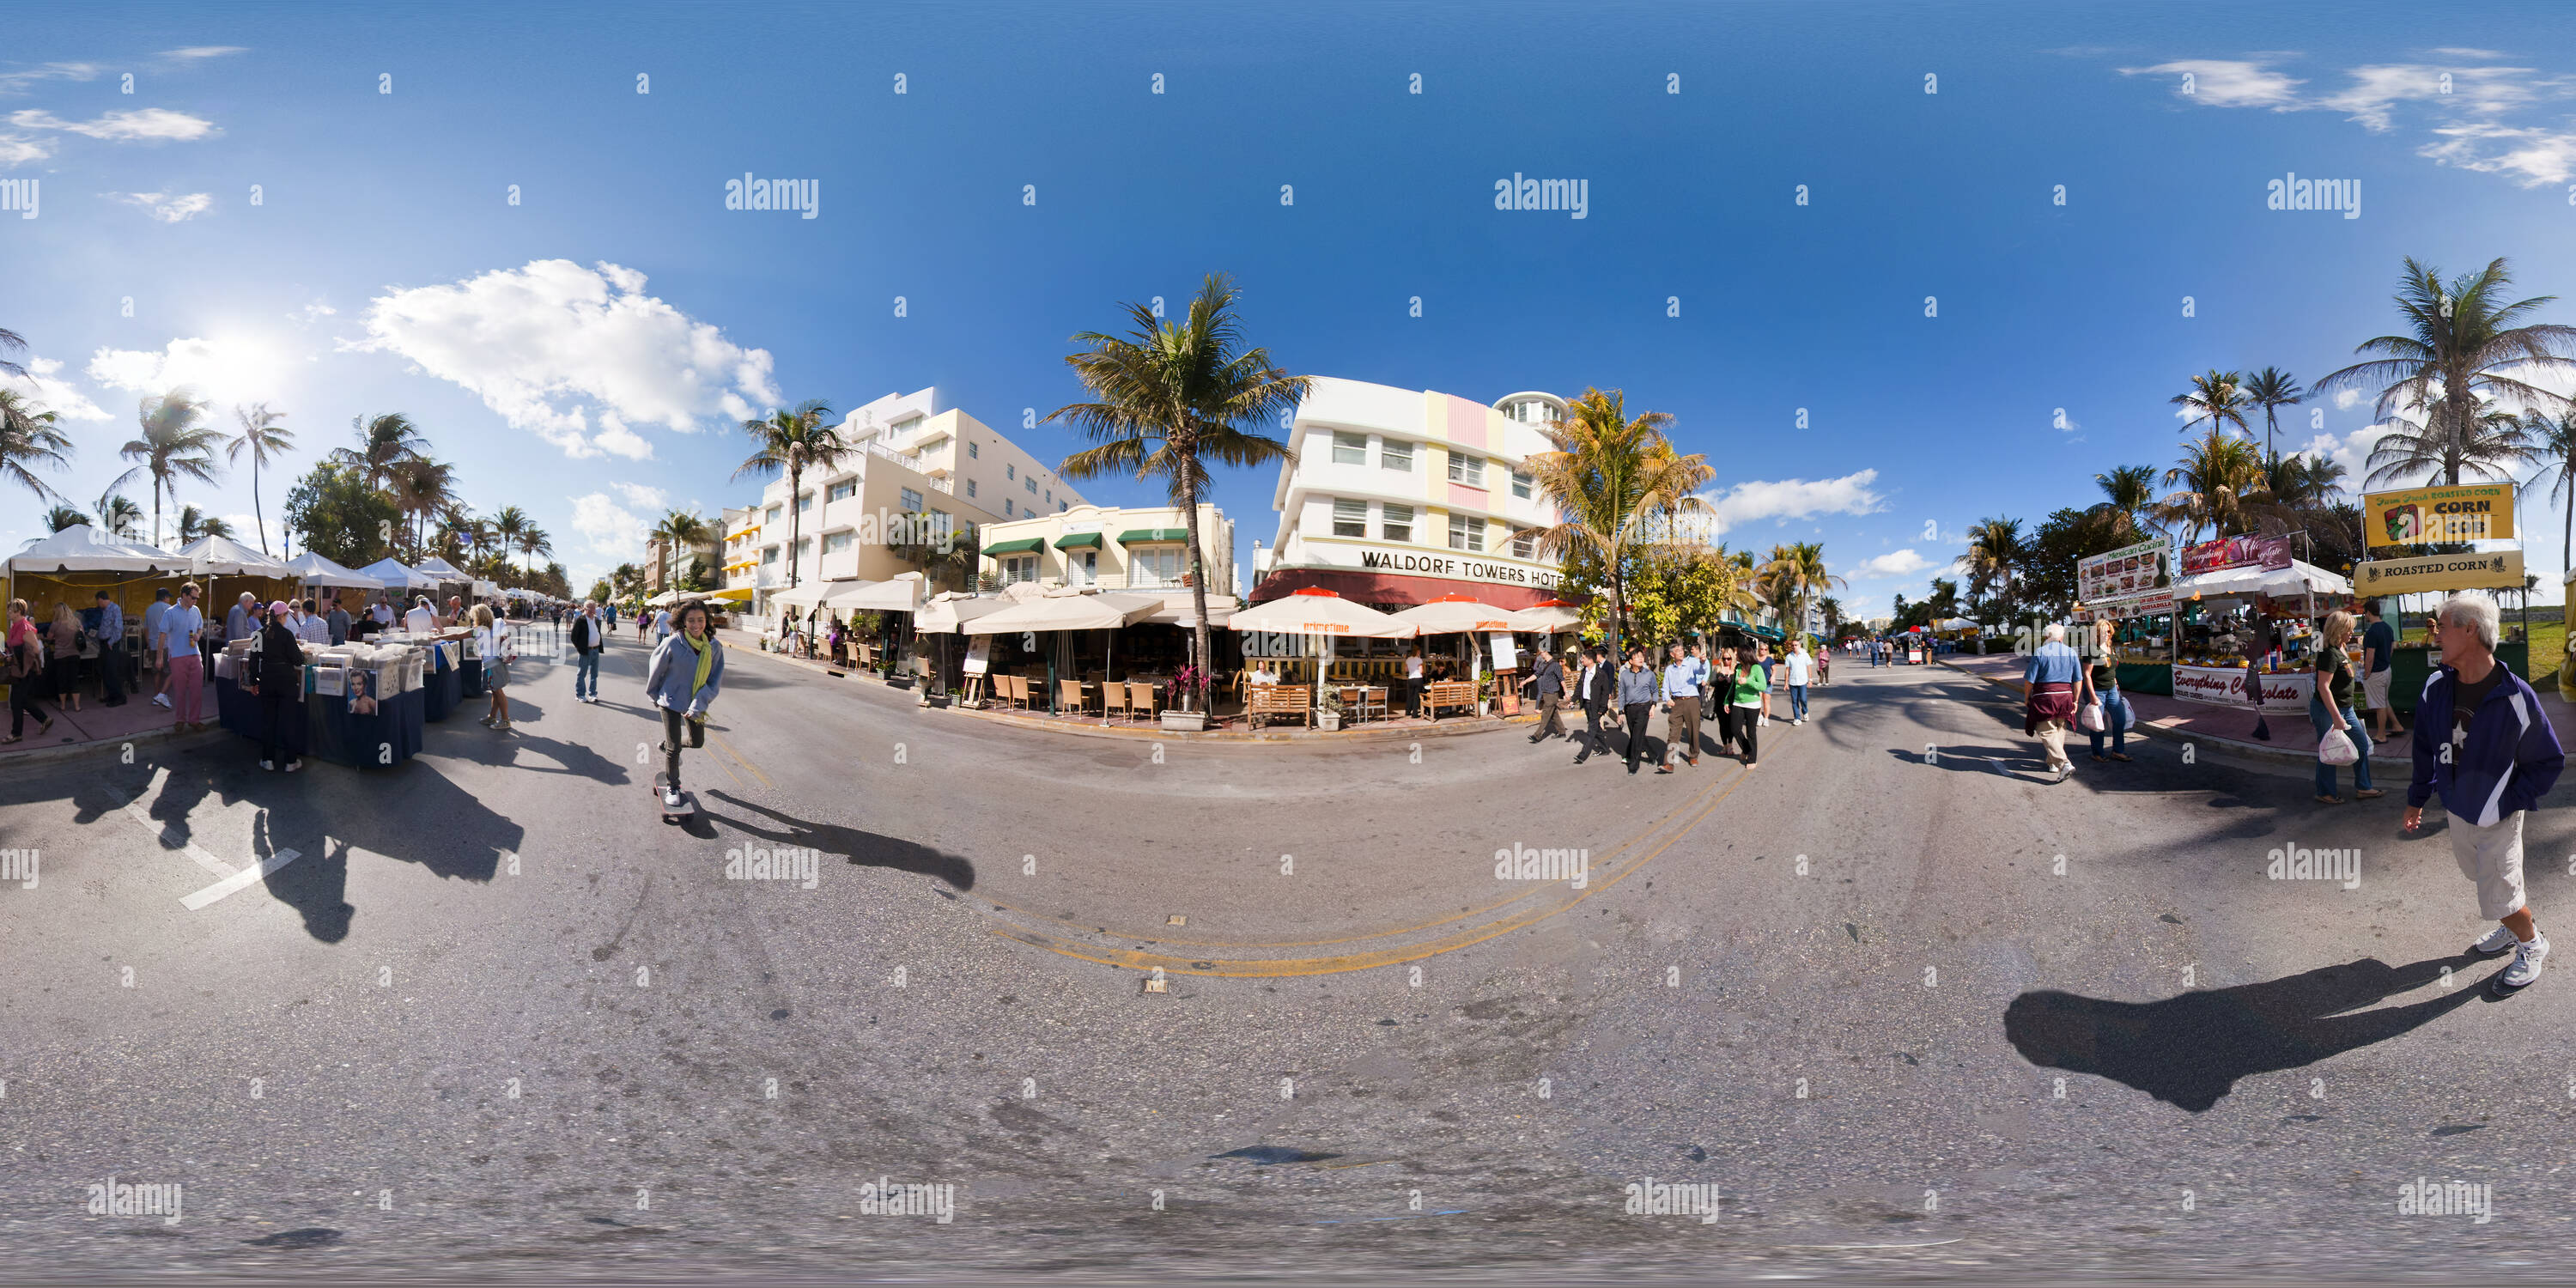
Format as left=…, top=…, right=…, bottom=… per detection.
left=2470, top=924, right=2517, bottom=957
left=2500, top=933, right=2549, bottom=990
left=662, top=788, right=683, bottom=808
left=152, top=693, right=171, bottom=708
left=260, top=760, right=276, bottom=772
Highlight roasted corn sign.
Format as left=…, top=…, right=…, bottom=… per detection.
left=2354, top=549, right=2524, bottom=597
left=2363, top=482, right=2514, bottom=547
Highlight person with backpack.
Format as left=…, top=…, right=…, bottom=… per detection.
left=646, top=599, right=725, bottom=809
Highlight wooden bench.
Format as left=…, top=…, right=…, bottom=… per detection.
left=1424, top=680, right=1478, bottom=719
left=1245, top=685, right=1310, bottom=730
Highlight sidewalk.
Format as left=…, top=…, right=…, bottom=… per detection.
left=713, top=627, right=1540, bottom=743
left=0, top=667, right=223, bottom=762
left=1936, top=652, right=2416, bottom=766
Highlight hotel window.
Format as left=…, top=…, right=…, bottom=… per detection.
left=1510, top=469, right=1534, bottom=500
left=1382, top=503, right=1414, bottom=544
left=1131, top=546, right=1184, bottom=586
left=1447, top=453, right=1485, bottom=487
left=1025, top=476, right=1037, bottom=495
left=1006, top=464, right=1016, bottom=480
left=1331, top=498, right=1367, bottom=538
left=1004, top=499, right=1014, bottom=517
left=1511, top=531, right=1536, bottom=559
left=1332, top=432, right=1366, bottom=465
left=760, top=546, right=778, bottom=565
left=1449, top=513, right=1483, bottom=551
left=1071, top=550, right=1098, bottom=585
left=765, top=505, right=781, bottom=525
left=1001, top=555, right=1037, bottom=585
left=1045, top=489, right=1053, bottom=505
left=1381, top=439, right=1413, bottom=471
left=1057, top=501, right=1067, bottom=513
left=966, top=479, right=977, bottom=498
left=899, top=487, right=923, bottom=513
left=968, top=440, right=979, bottom=459
left=823, top=532, right=854, bottom=555
left=827, top=480, right=857, bottom=503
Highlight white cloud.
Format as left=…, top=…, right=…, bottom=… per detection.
left=609, top=482, right=667, bottom=511
left=1697, top=469, right=1886, bottom=535
left=2289, top=422, right=2405, bottom=491
left=2119, top=58, right=2306, bottom=109
left=157, top=46, right=247, bottom=62
left=289, top=301, right=337, bottom=324
left=10, top=106, right=219, bottom=142
left=0, top=133, right=50, bottom=167
left=2333, top=388, right=2365, bottom=410
left=0, top=62, right=105, bottom=96
left=570, top=491, right=650, bottom=559
left=103, top=190, right=213, bottom=222
left=2420, top=120, right=2576, bottom=187
left=3, top=356, right=108, bottom=421
left=86, top=335, right=294, bottom=409
left=1847, top=549, right=1933, bottom=579
left=221, top=513, right=259, bottom=538
left=346, top=259, right=781, bottom=461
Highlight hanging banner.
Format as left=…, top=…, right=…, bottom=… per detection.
left=2173, top=664, right=2315, bottom=712
left=2075, top=537, right=2176, bottom=617
left=2181, top=535, right=2292, bottom=577
left=2354, top=549, right=2524, bottom=598
left=2364, top=482, right=2515, bottom=548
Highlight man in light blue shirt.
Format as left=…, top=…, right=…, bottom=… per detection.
left=1658, top=643, right=1705, bottom=771
left=2023, top=623, right=2085, bottom=781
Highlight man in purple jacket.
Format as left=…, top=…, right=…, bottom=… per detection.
left=2404, top=590, right=2563, bottom=994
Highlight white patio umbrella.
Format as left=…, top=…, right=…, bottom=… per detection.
left=964, top=592, right=1163, bottom=635
left=1229, top=588, right=1415, bottom=711
left=1505, top=598, right=1583, bottom=632
left=1394, top=593, right=1513, bottom=682
left=916, top=592, right=1010, bottom=634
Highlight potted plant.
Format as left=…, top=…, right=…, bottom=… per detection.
left=1476, top=673, right=1496, bottom=717
left=1315, top=685, right=1344, bottom=732
left=1162, top=664, right=1210, bottom=732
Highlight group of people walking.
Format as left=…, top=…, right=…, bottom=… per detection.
left=1527, top=635, right=1821, bottom=774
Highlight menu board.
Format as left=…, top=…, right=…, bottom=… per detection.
left=963, top=638, right=991, bottom=676
left=2076, top=538, right=2177, bottom=618
left=1487, top=631, right=1518, bottom=672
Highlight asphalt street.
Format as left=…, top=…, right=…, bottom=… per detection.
left=3, top=634, right=2573, bottom=1281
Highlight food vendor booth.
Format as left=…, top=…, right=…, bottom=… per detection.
left=4, top=526, right=194, bottom=700
left=2155, top=538, right=2354, bottom=713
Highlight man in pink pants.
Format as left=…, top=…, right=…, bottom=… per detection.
left=158, top=581, right=209, bottom=732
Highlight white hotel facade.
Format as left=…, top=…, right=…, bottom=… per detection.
left=1251, top=378, right=1568, bottom=610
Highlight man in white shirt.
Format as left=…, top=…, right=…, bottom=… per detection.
left=404, top=597, right=436, bottom=635
left=1783, top=639, right=1814, bottom=725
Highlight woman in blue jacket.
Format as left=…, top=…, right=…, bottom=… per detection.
left=645, top=599, right=725, bottom=807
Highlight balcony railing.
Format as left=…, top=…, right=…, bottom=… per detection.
left=858, top=440, right=955, bottom=493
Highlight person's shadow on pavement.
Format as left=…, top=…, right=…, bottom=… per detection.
left=699, top=789, right=975, bottom=891
left=2005, top=955, right=2486, bottom=1112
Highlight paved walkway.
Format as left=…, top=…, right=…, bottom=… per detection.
left=0, top=666, right=221, bottom=760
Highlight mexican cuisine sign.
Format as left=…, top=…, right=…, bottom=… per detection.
left=2364, top=482, right=2515, bottom=547
left=2075, top=538, right=2174, bottom=618
left=2354, top=549, right=2525, bottom=597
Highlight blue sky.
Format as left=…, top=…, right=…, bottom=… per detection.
left=6, top=2, right=2575, bottom=613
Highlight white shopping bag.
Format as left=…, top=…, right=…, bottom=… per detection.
left=2076, top=701, right=2105, bottom=733
left=2318, top=728, right=2359, bottom=766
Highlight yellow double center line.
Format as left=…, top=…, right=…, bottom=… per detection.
left=981, top=768, right=1752, bottom=978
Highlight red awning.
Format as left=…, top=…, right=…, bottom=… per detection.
left=1248, top=567, right=1572, bottom=612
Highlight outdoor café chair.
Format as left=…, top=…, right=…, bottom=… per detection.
left=1103, top=680, right=1132, bottom=720
left=1058, top=678, right=1095, bottom=717
left=1129, top=680, right=1159, bottom=719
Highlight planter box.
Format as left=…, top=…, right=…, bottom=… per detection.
left=1160, top=710, right=1208, bottom=732
left=1317, top=712, right=1343, bottom=732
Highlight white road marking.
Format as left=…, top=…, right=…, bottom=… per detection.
left=180, top=848, right=301, bottom=911
left=110, top=767, right=307, bottom=908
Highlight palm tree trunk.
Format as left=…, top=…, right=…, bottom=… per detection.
left=252, top=459, right=268, bottom=555
left=787, top=463, right=803, bottom=589
left=1181, top=480, right=1211, bottom=713
left=2562, top=469, right=2572, bottom=575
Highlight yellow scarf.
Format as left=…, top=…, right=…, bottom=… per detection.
left=688, top=632, right=716, bottom=696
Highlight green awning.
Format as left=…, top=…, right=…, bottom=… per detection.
left=1053, top=532, right=1103, bottom=550
left=982, top=538, right=1045, bottom=556
left=1117, top=527, right=1189, bottom=544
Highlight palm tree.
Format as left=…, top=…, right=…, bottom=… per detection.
left=1817, top=594, right=1846, bottom=641
left=114, top=388, right=224, bottom=547
left=1759, top=541, right=1846, bottom=644
left=1963, top=516, right=2026, bottom=611
left=0, top=386, right=76, bottom=506
left=2317, top=257, right=2576, bottom=486
left=94, top=492, right=143, bottom=540
left=2156, top=430, right=2266, bottom=542
left=2171, top=369, right=2251, bottom=440
left=2358, top=401, right=2535, bottom=489
left=0, top=325, right=27, bottom=380
left=390, top=458, right=455, bottom=555
left=2093, top=464, right=2159, bottom=541
left=732, top=398, right=842, bottom=591
left=43, top=504, right=88, bottom=532
left=227, top=402, right=295, bottom=554
left=1518, top=387, right=1714, bottom=660
left=492, top=505, right=530, bottom=569
left=515, top=522, right=553, bottom=579
left=175, top=505, right=234, bottom=544
left=1048, top=273, right=1309, bottom=690
left=2524, top=410, right=2576, bottom=575
left=333, top=413, right=428, bottom=491
left=2242, top=367, right=2306, bottom=463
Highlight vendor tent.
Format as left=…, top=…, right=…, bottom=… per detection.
left=2176, top=558, right=2353, bottom=600
left=178, top=535, right=296, bottom=577
left=284, top=550, right=383, bottom=590
left=412, top=556, right=465, bottom=579
left=359, top=557, right=436, bottom=592
left=8, top=525, right=191, bottom=576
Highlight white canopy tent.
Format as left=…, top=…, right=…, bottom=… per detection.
left=359, top=557, right=436, bottom=592
left=411, top=556, right=465, bottom=579
left=177, top=535, right=296, bottom=578
left=2176, top=558, right=2354, bottom=600
left=283, top=550, right=382, bottom=590
left=7, top=526, right=191, bottom=576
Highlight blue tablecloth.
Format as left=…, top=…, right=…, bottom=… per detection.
left=459, top=652, right=484, bottom=698
left=422, top=646, right=463, bottom=722
left=307, top=683, right=424, bottom=767
left=213, top=675, right=310, bottom=756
